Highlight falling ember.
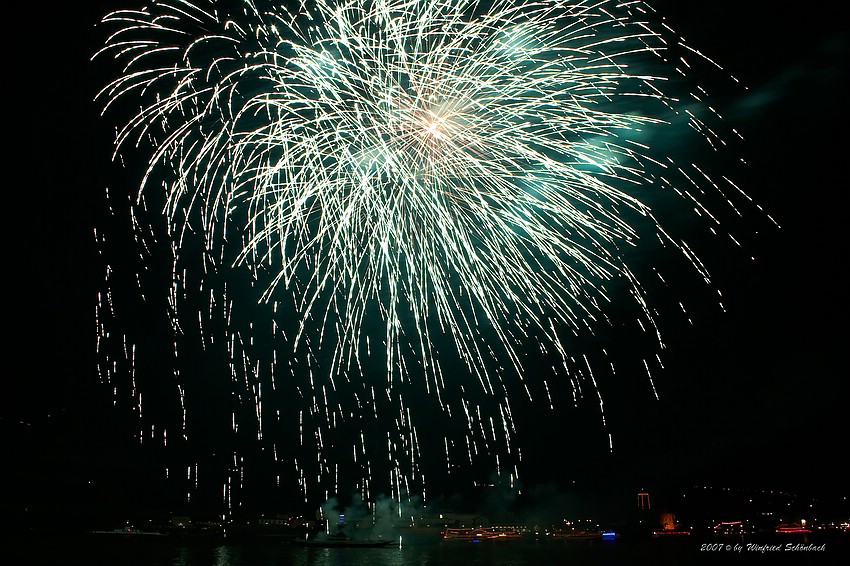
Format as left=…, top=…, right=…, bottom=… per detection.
left=93, top=0, right=769, bottom=510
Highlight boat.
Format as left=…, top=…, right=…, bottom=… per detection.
left=775, top=523, right=811, bottom=534
left=442, top=527, right=523, bottom=541
left=442, top=528, right=480, bottom=540
left=651, top=529, right=691, bottom=538
left=712, top=520, right=754, bottom=537
left=89, top=526, right=167, bottom=537
left=548, top=529, right=599, bottom=540
left=292, top=532, right=393, bottom=547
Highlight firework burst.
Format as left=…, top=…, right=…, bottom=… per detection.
left=93, top=0, right=768, bottom=509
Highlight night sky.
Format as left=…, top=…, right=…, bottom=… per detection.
left=6, top=1, right=848, bottom=527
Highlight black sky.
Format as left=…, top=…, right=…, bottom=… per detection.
left=6, top=1, right=848, bottom=524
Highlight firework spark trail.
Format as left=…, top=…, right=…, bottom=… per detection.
left=94, top=0, right=765, bottom=507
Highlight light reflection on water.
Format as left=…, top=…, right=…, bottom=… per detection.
left=172, top=543, right=429, bottom=566
left=10, top=533, right=848, bottom=566
left=66, top=537, right=602, bottom=566
left=162, top=538, right=684, bottom=566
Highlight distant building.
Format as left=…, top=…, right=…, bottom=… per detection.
left=659, top=511, right=677, bottom=530
left=422, top=512, right=489, bottom=528
left=172, top=515, right=191, bottom=527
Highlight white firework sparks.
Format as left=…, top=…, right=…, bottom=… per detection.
left=93, top=0, right=765, bottom=508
